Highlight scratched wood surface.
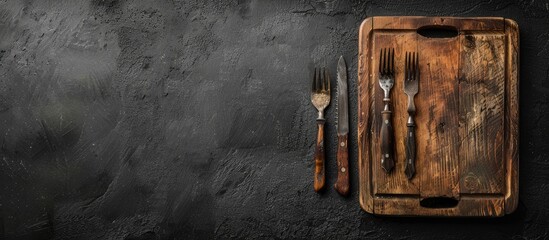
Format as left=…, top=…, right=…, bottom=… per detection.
left=357, top=17, right=519, bottom=217
left=458, top=34, right=506, bottom=195
left=417, top=34, right=460, bottom=199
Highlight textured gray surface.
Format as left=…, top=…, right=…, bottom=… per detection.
left=0, top=0, right=548, bottom=239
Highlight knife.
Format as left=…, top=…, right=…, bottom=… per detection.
left=334, top=56, right=350, bottom=196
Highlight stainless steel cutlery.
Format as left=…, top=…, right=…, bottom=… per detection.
left=378, top=48, right=395, bottom=173
left=404, top=52, right=419, bottom=180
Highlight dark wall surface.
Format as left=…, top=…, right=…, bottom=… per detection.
left=0, top=0, right=548, bottom=239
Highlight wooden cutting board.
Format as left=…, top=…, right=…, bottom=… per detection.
left=357, top=17, right=519, bottom=217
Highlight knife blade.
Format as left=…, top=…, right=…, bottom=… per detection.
left=334, top=56, right=350, bottom=196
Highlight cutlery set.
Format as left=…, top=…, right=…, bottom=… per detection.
left=357, top=16, right=519, bottom=217
left=311, top=50, right=420, bottom=193
left=311, top=57, right=349, bottom=195
left=377, top=48, right=420, bottom=179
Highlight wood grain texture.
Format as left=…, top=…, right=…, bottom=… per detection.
left=314, top=120, right=325, bottom=192
left=417, top=34, right=460, bottom=199
left=372, top=196, right=504, bottom=217
left=458, top=33, right=505, bottom=194
left=358, top=16, right=519, bottom=217
left=334, top=134, right=350, bottom=196
left=358, top=17, right=374, bottom=213
left=504, top=19, right=520, bottom=214
left=372, top=16, right=504, bottom=31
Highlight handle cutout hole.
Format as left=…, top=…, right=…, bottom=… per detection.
left=417, top=26, right=458, bottom=38
left=420, top=197, right=459, bottom=208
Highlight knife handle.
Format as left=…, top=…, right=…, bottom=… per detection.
left=313, top=119, right=326, bottom=192
left=334, top=134, right=350, bottom=196
left=405, top=124, right=416, bottom=180
left=380, top=110, right=395, bottom=172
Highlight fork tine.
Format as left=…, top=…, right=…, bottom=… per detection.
left=315, top=68, right=321, bottom=91
left=384, top=48, right=387, bottom=74
left=412, top=52, right=416, bottom=79
left=408, top=52, right=412, bottom=80
left=382, top=48, right=385, bottom=75
left=320, top=67, right=326, bottom=91
left=312, top=68, right=317, bottom=91
left=389, top=48, right=395, bottom=75
left=410, top=52, right=416, bottom=80
left=415, top=52, right=419, bottom=80
left=407, top=52, right=410, bottom=79
left=409, top=52, right=413, bottom=80
left=318, top=67, right=323, bottom=91
left=380, top=48, right=383, bottom=75
left=322, top=68, right=326, bottom=91
left=413, top=52, right=417, bottom=79
left=386, top=48, right=389, bottom=74
left=391, top=48, right=395, bottom=74
left=383, top=48, right=387, bottom=75
left=325, top=68, right=330, bottom=92
left=388, top=48, right=391, bottom=74
left=387, top=48, right=390, bottom=73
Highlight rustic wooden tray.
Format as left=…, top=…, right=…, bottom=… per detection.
left=358, top=17, right=519, bottom=217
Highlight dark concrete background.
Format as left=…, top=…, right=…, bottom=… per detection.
left=0, top=0, right=548, bottom=239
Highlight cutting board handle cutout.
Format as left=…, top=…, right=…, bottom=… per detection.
left=417, top=26, right=458, bottom=38
left=420, top=197, right=459, bottom=208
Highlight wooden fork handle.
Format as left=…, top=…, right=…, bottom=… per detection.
left=313, top=119, right=326, bottom=192
left=380, top=110, right=395, bottom=173
left=334, top=134, right=350, bottom=196
left=405, top=124, right=416, bottom=180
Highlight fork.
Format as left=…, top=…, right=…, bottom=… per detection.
left=379, top=48, right=395, bottom=173
left=404, top=52, right=419, bottom=180
left=311, top=67, right=331, bottom=192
